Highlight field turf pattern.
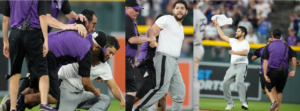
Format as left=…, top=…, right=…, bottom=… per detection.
left=200, top=97, right=300, bottom=111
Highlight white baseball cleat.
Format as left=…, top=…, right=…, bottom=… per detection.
left=0, top=95, right=10, bottom=111
left=225, top=104, right=235, bottom=110
left=242, top=103, right=249, bottom=110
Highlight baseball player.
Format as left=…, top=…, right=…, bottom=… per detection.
left=57, top=35, right=125, bottom=111
left=134, top=0, right=188, bottom=110
left=125, top=0, right=156, bottom=110
left=193, top=1, right=207, bottom=110
left=212, top=19, right=250, bottom=110
left=134, top=14, right=166, bottom=111
left=262, top=29, right=296, bottom=111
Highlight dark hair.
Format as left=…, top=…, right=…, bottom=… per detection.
left=173, top=0, right=187, bottom=9
left=155, top=14, right=165, bottom=22
left=106, top=35, right=120, bottom=50
left=238, top=26, right=247, bottom=37
left=81, top=9, right=97, bottom=22
left=272, top=29, right=281, bottom=39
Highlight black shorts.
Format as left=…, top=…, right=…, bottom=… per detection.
left=126, top=59, right=137, bottom=92
left=259, top=74, right=265, bottom=90
left=29, top=51, right=60, bottom=101
left=265, top=69, right=288, bottom=93
left=9, top=29, right=48, bottom=77
left=135, top=66, right=156, bottom=99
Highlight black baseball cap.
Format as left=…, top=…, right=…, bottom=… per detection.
left=125, top=0, right=143, bottom=10
left=272, top=29, right=281, bottom=38
left=92, top=30, right=107, bottom=48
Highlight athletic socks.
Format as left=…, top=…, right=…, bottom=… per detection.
left=19, top=78, right=30, bottom=94
left=126, top=95, right=135, bottom=111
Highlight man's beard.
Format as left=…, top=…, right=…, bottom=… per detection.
left=235, top=35, right=242, bottom=39
left=173, top=13, right=186, bottom=21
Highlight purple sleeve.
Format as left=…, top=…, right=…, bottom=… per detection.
left=68, top=19, right=75, bottom=24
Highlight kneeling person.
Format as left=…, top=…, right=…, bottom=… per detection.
left=58, top=35, right=125, bottom=111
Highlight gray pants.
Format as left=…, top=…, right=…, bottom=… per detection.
left=58, top=80, right=111, bottom=111
left=135, top=52, right=186, bottom=111
left=193, top=70, right=200, bottom=111
left=223, top=63, right=248, bottom=105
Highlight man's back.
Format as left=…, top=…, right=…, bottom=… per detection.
left=48, top=30, right=93, bottom=64
left=156, top=15, right=184, bottom=58
left=265, top=40, right=290, bottom=69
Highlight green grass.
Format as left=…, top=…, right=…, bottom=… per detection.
left=200, top=97, right=300, bottom=111
left=0, top=97, right=125, bottom=111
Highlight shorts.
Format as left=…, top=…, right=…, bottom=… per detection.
left=29, top=51, right=60, bottom=101
left=265, top=69, right=288, bottom=93
left=126, top=59, right=137, bottom=92
left=135, top=66, right=156, bottom=99
left=193, top=44, right=204, bottom=60
left=9, top=28, right=48, bottom=77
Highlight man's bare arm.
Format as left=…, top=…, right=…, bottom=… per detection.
left=105, top=79, right=125, bottom=102
left=47, top=14, right=77, bottom=30
left=212, top=20, right=230, bottom=42
left=39, top=15, right=49, bottom=57
left=233, top=49, right=248, bottom=56
left=2, top=16, right=10, bottom=58
left=148, top=24, right=161, bottom=47
left=252, top=55, right=258, bottom=60
left=82, top=77, right=100, bottom=97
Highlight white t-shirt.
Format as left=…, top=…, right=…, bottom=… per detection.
left=194, top=9, right=207, bottom=44
left=155, top=15, right=184, bottom=58
left=58, top=62, right=113, bottom=90
left=229, top=38, right=250, bottom=64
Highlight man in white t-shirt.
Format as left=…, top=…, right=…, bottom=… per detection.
left=57, top=35, right=125, bottom=111
left=193, top=1, right=207, bottom=111
left=213, top=20, right=250, bottom=110
left=134, top=1, right=188, bottom=111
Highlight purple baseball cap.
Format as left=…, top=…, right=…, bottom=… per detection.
left=126, top=0, right=143, bottom=10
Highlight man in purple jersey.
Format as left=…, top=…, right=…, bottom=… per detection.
left=262, top=29, right=297, bottom=111
left=0, top=0, right=54, bottom=110
left=133, top=14, right=166, bottom=111
left=2, top=20, right=106, bottom=111
left=125, top=0, right=156, bottom=110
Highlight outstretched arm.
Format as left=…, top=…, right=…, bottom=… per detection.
left=106, top=79, right=125, bottom=109
left=212, top=20, right=230, bottom=42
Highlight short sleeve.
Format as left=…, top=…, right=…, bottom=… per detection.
left=38, top=0, right=52, bottom=16
left=90, top=62, right=113, bottom=81
left=78, top=49, right=92, bottom=77
left=288, top=46, right=296, bottom=58
left=243, top=41, right=250, bottom=52
left=125, top=15, right=136, bottom=41
left=155, top=15, right=168, bottom=29
left=263, top=45, right=270, bottom=60
left=254, top=48, right=261, bottom=57
left=61, top=0, right=72, bottom=14
left=229, top=38, right=235, bottom=46
left=0, top=0, right=10, bottom=17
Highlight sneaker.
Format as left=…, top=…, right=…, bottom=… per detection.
left=242, top=103, right=249, bottom=110
left=0, top=95, right=10, bottom=111
left=39, top=104, right=57, bottom=111
left=269, top=101, right=279, bottom=111
left=16, top=94, right=24, bottom=109
left=225, top=104, right=235, bottom=110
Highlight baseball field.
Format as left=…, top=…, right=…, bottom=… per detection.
left=0, top=97, right=125, bottom=111
left=200, top=97, right=300, bottom=111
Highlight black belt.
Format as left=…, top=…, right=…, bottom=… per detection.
left=14, top=26, right=37, bottom=30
